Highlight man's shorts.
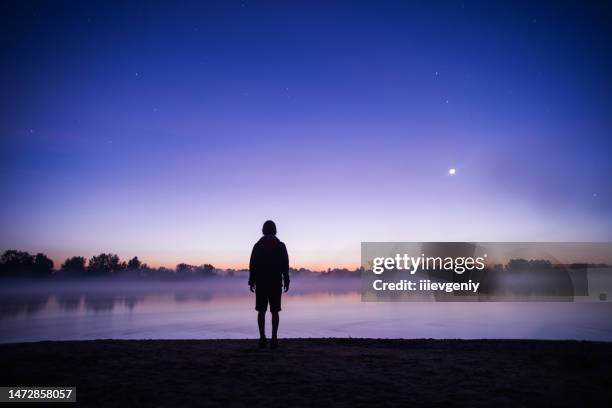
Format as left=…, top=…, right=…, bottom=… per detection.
left=255, top=286, right=282, bottom=312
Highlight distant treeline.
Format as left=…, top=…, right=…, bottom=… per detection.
left=489, top=259, right=609, bottom=271
left=0, top=250, right=362, bottom=280
left=3, top=249, right=602, bottom=281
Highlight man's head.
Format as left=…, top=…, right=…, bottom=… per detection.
left=262, top=220, right=277, bottom=236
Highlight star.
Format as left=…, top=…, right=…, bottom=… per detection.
left=448, top=168, right=456, bottom=176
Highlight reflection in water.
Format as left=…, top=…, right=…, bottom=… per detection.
left=83, top=295, right=116, bottom=313
left=174, top=292, right=212, bottom=303
left=0, top=278, right=611, bottom=343
left=57, top=295, right=81, bottom=312
left=0, top=295, right=49, bottom=318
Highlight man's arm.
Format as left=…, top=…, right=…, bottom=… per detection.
left=281, top=243, right=290, bottom=292
left=248, top=245, right=257, bottom=291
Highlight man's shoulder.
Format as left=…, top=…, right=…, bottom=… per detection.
left=254, top=236, right=286, bottom=250
left=273, top=237, right=287, bottom=249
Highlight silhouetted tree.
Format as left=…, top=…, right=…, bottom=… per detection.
left=506, top=259, right=530, bottom=272
left=127, top=256, right=142, bottom=270
left=88, top=253, right=122, bottom=275
left=506, top=259, right=553, bottom=272
left=176, top=263, right=195, bottom=275
left=195, top=264, right=215, bottom=276
left=0, top=250, right=53, bottom=278
left=61, top=256, right=87, bottom=275
left=32, top=253, right=54, bottom=276
left=569, top=263, right=588, bottom=269
left=0, top=250, right=34, bottom=277
left=151, top=267, right=173, bottom=279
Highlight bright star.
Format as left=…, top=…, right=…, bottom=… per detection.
left=448, top=168, right=456, bottom=176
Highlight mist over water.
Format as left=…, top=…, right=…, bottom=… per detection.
left=1, top=277, right=612, bottom=343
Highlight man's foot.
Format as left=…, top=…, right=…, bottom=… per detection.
left=258, top=337, right=267, bottom=349
left=270, top=337, right=278, bottom=349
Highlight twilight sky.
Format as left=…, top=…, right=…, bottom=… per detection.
left=1, top=0, right=611, bottom=269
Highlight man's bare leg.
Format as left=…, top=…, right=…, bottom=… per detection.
left=271, top=312, right=279, bottom=348
left=258, top=311, right=266, bottom=338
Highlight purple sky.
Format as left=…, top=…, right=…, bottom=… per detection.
left=1, top=1, right=611, bottom=269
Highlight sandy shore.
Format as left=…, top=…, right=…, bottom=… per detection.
left=1, top=339, right=611, bottom=407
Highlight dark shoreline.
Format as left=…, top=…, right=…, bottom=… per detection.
left=2, top=339, right=611, bottom=407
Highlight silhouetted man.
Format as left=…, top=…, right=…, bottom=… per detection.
left=249, top=220, right=289, bottom=349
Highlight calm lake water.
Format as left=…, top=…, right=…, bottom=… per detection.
left=1, top=278, right=612, bottom=343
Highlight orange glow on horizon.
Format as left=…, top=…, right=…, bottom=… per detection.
left=45, top=253, right=360, bottom=272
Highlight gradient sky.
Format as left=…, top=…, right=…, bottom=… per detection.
left=1, top=1, right=611, bottom=269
